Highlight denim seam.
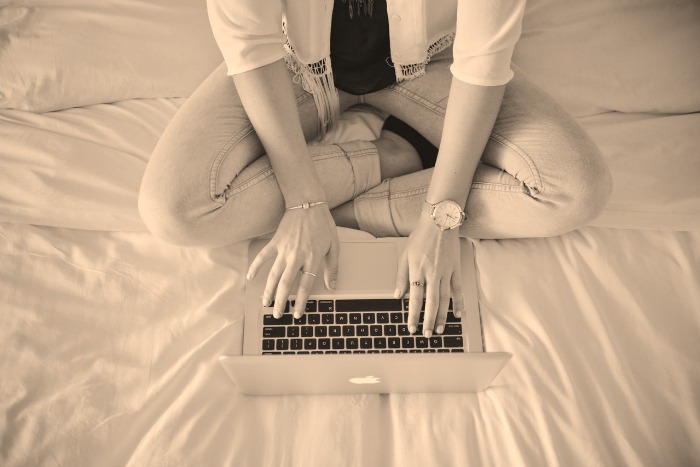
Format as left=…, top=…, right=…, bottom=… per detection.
left=488, top=132, right=544, bottom=195
left=384, top=84, right=447, bottom=117
left=210, top=125, right=256, bottom=203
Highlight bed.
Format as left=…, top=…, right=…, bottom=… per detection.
left=1, top=0, right=699, bottom=466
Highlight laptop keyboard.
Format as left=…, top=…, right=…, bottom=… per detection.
left=261, top=298, right=464, bottom=355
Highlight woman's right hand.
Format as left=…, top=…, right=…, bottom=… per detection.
left=246, top=204, right=340, bottom=319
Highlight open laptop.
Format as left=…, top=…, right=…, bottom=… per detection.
left=219, top=227, right=511, bottom=395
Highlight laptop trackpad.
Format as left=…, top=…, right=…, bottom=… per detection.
left=336, top=242, right=397, bottom=291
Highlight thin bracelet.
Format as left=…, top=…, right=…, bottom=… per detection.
left=285, top=201, right=328, bottom=211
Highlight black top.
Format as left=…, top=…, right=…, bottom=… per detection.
left=330, top=0, right=396, bottom=95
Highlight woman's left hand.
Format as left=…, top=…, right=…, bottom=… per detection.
left=394, top=212, right=466, bottom=337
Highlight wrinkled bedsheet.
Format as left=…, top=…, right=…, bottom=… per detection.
left=1, top=222, right=698, bottom=466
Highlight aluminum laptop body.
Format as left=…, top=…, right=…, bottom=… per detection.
left=219, top=228, right=511, bottom=395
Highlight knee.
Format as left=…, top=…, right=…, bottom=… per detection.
left=138, top=172, right=203, bottom=247
left=545, top=143, right=613, bottom=236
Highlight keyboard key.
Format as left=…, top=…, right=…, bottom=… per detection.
left=384, top=325, right=397, bottom=336
left=373, top=338, right=387, bottom=349
left=263, top=314, right=276, bottom=325
left=401, top=337, right=414, bottom=348
left=325, top=351, right=338, bottom=354
left=429, top=336, right=443, bottom=348
left=336, top=299, right=402, bottom=312
left=301, top=326, right=313, bottom=337
left=308, top=314, right=321, bottom=325
left=444, top=336, right=464, bottom=348
left=262, top=352, right=281, bottom=355
left=293, top=315, right=307, bottom=325
left=263, top=327, right=285, bottom=338
left=298, top=351, right=310, bottom=354
left=390, top=312, right=403, bottom=323
left=295, top=300, right=316, bottom=313
left=360, top=338, right=373, bottom=349
left=314, top=326, right=328, bottom=337
left=416, top=337, right=429, bottom=348
left=381, top=350, right=394, bottom=353
left=451, top=348, right=464, bottom=352
left=319, top=300, right=334, bottom=312
left=276, top=339, right=289, bottom=351
left=322, top=314, right=334, bottom=324
left=377, top=313, right=390, bottom=324
left=363, top=314, right=375, bottom=324
left=342, top=325, right=355, bottom=336
left=332, top=338, right=344, bottom=349
left=350, top=313, right=362, bottom=324
left=265, top=314, right=292, bottom=325
left=319, top=338, right=331, bottom=350
left=388, top=337, right=401, bottom=348
left=398, top=325, right=410, bottom=336
left=291, top=338, right=303, bottom=350
left=424, top=349, right=436, bottom=353
left=395, top=349, right=408, bottom=353
left=353, top=350, right=366, bottom=354
left=262, top=339, right=274, bottom=350
left=370, top=325, right=383, bottom=336
left=336, top=313, right=348, bottom=324
left=446, top=312, right=460, bottom=323
left=287, top=326, right=300, bottom=338
left=304, top=339, right=317, bottom=350
left=357, top=325, right=369, bottom=336
left=367, top=350, right=380, bottom=354
left=346, top=338, right=359, bottom=349
left=283, top=351, right=295, bottom=354
left=311, top=351, right=324, bottom=354
left=329, top=326, right=341, bottom=337
left=444, top=324, right=462, bottom=335
left=438, top=349, right=450, bottom=353
left=339, top=351, right=352, bottom=354
left=268, top=301, right=290, bottom=313
left=409, top=349, right=421, bottom=353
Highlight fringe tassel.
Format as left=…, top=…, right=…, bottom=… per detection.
left=283, top=25, right=340, bottom=138
left=395, top=33, right=455, bottom=82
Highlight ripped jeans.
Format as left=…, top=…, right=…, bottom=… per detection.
left=138, top=50, right=612, bottom=247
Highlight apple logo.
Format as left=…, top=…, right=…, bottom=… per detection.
left=349, top=375, right=381, bottom=384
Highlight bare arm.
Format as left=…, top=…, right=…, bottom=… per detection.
left=427, top=78, right=505, bottom=207
left=233, top=59, right=327, bottom=207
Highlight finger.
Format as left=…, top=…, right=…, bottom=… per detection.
left=324, top=235, right=340, bottom=290
left=450, top=269, right=466, bottom=319
left=246, top=241, right=276, bottom=281
left=394, top=251, right=409, bottom=299
left=262, top=256, right=286, bottom=315
left=407, top=270, right=424, bottom=334
left=423, top=275, right=440, bottom=338
left=273, top=265, right=298, bottom=318
left=434, top=277, right=451, bottom=335
left=295, top=260, right=321, bottom=318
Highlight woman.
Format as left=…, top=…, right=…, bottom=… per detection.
left=138, top=0, right=612, bottom=338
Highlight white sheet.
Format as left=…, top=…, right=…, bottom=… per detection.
left=2, top=222, right=698, bottom=466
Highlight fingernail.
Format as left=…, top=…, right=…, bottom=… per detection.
left=330, top=280, right=337, bottom=290
left=454, top=310, right=462, bottom=318
left=294, top=311, right=301, bottom=319
left=246, top=272, right=251, bottom=280
left=436, top=325, right=444, bottom=334
left=393, top=289, right=401, bottom=299
left=424, top=330, right=432, bottom=338
left=262, top=298, right=270, bottom=307
left=409, top=325, right=416, bottom=333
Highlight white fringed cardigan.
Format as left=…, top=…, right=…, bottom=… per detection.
left=207, top=0, right=526, bottom=134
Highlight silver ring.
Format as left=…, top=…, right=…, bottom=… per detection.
left=302, top=271, right=317, bottom=277
left=410, top=281, right=424, bottom=287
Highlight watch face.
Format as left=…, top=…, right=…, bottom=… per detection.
left=433, top=201, right=463, bottom=229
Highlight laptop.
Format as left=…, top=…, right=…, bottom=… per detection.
left=219, top=227, right=511, bottom=395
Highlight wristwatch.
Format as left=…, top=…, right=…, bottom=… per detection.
left=424, top=200, right=466, bottom=231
